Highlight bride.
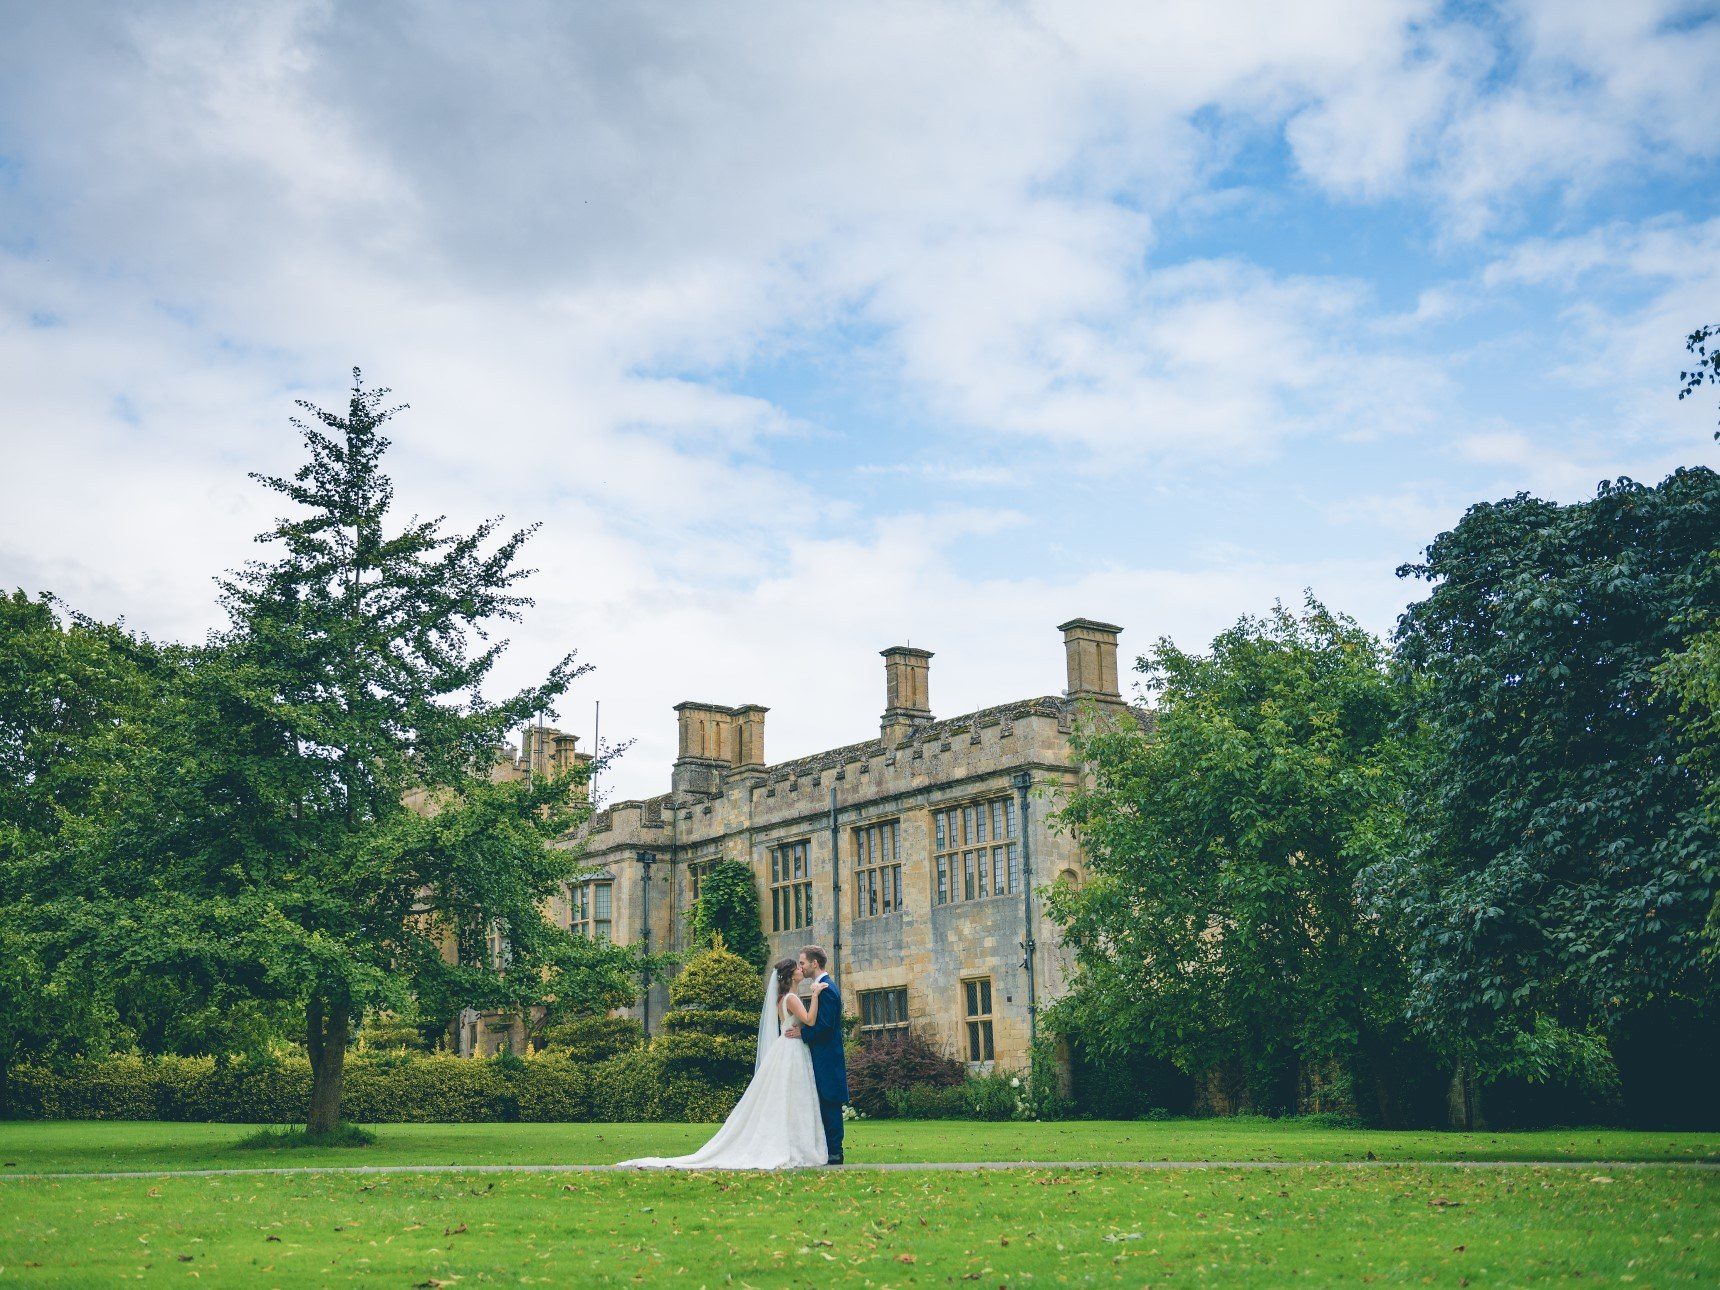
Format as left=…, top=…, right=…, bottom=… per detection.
left=617, top=956, right=829, bottom=1169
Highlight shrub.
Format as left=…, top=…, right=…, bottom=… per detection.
left=886, top=1083, right=967, bottom=1118
left=668, top=943, right=760, bottom=1013
left=654, top=1030, right=755, bottom=1081
left=848, top=1029, right=964, bottom=1119
left=540, top=1014, right=644, bottom=1063
left=344, top=1053, right=514, bottom=1122
left=960, top=1070, right=1021, bottom=1121
left=588, top=1047, right=665, bottom=1121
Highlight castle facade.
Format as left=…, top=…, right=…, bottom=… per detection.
left=457, top=618, right=1138, bottom=1071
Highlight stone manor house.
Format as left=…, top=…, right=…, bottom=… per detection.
left=454, top=618, right=1143, bottom=1071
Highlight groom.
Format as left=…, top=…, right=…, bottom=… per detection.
left=790, top=944, right=848, bottom=1164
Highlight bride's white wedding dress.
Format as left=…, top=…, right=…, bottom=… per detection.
left=617, top=975, right=827, bottom=1170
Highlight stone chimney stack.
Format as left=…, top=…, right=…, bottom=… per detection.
left=734, top=704, right=768, bottom=770
left=1058, top=618, right=1124, bottom=705
left=880, top=646, right=934, bottom=743
left=672, top=701, right=767, bottom=795
left=518, top=726, right=593, bottom=798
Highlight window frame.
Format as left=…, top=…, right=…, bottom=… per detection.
left=962, top=975, right=995, bottom=1063
left=852, top=818, right=904, bottom=919
left=857, top=985, right=909, bottom=1036
left=768, top=837, right=814, bottom=932
left=932, top=795, right=1018, bottom=907
left=569, top=878, right=613, bottom=941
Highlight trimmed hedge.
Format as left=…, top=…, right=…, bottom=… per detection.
left=3, top=1049, right=738, bottom=1124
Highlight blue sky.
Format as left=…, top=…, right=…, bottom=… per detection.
left=2, top=0, right=1717, bottom=801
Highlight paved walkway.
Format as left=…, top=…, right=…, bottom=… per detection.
left=7, top=1159, right=1717, bottom=1181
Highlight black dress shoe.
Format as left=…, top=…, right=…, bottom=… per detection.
left=825, top=1154, right=845, bottom=1165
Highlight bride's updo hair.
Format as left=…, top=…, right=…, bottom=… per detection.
left=772, top=957, right=797, bottom=996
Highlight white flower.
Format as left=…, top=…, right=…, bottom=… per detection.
left=1010, top=1077, right=1021, bottom=1088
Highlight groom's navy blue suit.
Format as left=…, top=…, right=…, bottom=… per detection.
left=800, top=973, right=849, bottom=1160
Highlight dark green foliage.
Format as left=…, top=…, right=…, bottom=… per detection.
left=1052, top=1021, right=1194, bottom=1121
left=0, top=593, right=156, bottom=1095
left=1051, top=597, right=1423, bottom=1122
left=539, top=1015, right=644, bottom=1063
left=1371, top=471, right=1720, bottom=1075
left=879, top=1072, right=1022, bottom=1120
left=687, top=860, right=768, bottom=967
left=652, top=1031, right=758, bottom=1078
left=847, top=1030, right=964, bottom=1118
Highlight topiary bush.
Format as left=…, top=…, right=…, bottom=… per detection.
left=659, top=1009, right=757, bottom=1037
left=540, top=1014, right=645, bottom=1064
left=653, top=1030, right=756, bottom=1081
left=847, top=1029, right=964, bottom=1119
left=668, top=942, right=760, bottom=1013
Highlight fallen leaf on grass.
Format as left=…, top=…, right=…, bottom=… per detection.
left=1428, top=1198, right=1464, bottom=1209
left=1589, top=1176, right=1615, bottom=1184
left=897, top=1254, right=916, bottom=1263
left=443, top=1223, right=467, bottom=1236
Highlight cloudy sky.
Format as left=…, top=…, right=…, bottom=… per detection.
left=3, top=0, right=1717, bottom=802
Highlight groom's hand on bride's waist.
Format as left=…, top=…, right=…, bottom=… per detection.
left=783, top=1026, right=800, bottom=1038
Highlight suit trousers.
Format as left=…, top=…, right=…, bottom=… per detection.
left=819, top=1096, right=845, bottom=1159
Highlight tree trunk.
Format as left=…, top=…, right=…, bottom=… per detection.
left=306, top=993, right=351, bottom=1136
left=1446, top=1062, right=1483, bottom=1131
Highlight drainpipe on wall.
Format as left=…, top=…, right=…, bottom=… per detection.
left=1013, top=770, right=1037, bottom=1052
left=828, top=786, right=842, bottom=987
left=637, top=850, right=655, bottom=1033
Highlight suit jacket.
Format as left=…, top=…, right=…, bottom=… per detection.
left=800, top=972, right=849, bottom=1104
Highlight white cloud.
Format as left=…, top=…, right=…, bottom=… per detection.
left=1, top=0, right=1716, bottom=799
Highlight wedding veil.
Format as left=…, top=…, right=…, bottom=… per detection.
left=755, top=967, right=780, bottom=1073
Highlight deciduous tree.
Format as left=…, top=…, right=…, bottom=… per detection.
left=1051, top=597, right=1420, bottom=1121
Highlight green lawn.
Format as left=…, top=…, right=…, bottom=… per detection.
left=2, top=1164, right=1713, bottom=1285
left=0, top=1118, right=1713, bottom=1175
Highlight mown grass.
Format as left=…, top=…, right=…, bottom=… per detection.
left=1, top=1118, right=1714, bottom=1176
left=1, top=1163, right=1713, bottom=1285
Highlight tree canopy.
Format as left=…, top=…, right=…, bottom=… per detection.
left=0, top=372, right=646, bottom=1132
left=1369, top=470, right=1719, bottom=1054
left=1050, top=598, right=1421, bottom=1120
